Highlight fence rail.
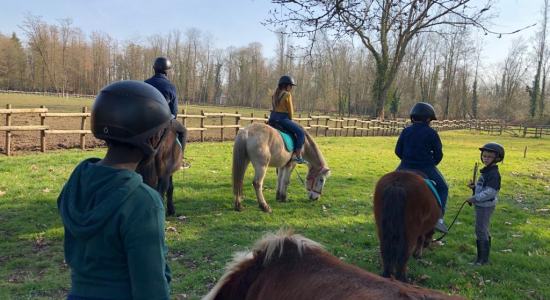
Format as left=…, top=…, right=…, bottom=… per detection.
left=0, top=89, right=95, bottom=99
left=2, top=104, right=541, bottom=156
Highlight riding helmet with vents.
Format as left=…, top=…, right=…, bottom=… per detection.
left=153, top=56, right=173, bottom=74
left=278, top=75, right=297, bottom=87
left=410, top=102, right=437, bottom=122
left=479, top=142, right=505, bottom=162
left=91, top=80, right=172, bottom=156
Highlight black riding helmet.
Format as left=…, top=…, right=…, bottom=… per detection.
left=153, top=56, right=172, bottom=74
left=410, top=102, right=437, bottom=122
left=479, top=142, right=505, bottom=163
left=91, top=80, right=172, bottom=156
left=278, top=75, right=297, bottom=87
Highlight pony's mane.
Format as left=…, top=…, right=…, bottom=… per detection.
left=252, top=229, right=325, bottom=264
left=202, top=229, right=324, bottom=300
left=303, top=129, right=329, bottom=173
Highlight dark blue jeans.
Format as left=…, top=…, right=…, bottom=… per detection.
left=397, top=164, right=449, bottom=216
left=269, top=113, right=306, bottom=150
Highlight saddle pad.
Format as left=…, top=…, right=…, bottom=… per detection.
left=278, top=130, right=295, bottom=152
left=424, top=179, right=443, bottom=208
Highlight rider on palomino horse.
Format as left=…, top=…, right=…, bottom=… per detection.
left=395, top=102, right=449, bottom=234
left=145, top=56, right=189, bottom=169
left=268, top=75, right=308, bottom=164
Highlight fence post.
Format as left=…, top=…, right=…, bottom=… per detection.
left=314, top=114, right=319, bottom=137
left=182, top=109, right=187, bottom=127
left=353, top=119, right=357, bottom=137
left=220, top=112, right=224, bottom=142
left=5, top=104, right=11, bottom=156
left=250, top=113, right=254, bottom=124
left=41, top=105, right=46, bottom=153
left=523, top=127, right=527, bottom=138
left=80, top=107, right=88, bottom=150
left=235, top=111, right=240, bottom=135
left=324, top=117, right=329, bottom=137
left=200, top=110, right=205, bottom=142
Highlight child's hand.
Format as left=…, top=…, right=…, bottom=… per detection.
left=467, top=180, right=475, bottom=190
left=467, top=197, right=475, bottom=204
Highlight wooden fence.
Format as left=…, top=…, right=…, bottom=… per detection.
left=0, top=104, right=504, bottom=156
left=0, top=89, right=95, bottom=99
left=469, top=120, right=550, bottom=138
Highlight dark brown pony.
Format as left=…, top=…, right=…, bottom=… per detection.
left=374, top=171, right=440, bottom=283
left=203, top=230, right=465, bottom=300
left=136, top=124, right=183, bottom=216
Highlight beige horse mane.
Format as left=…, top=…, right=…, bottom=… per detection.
left=253, top=229, right=325, bottom=264
left=202, top=229, right=324, bottom=300
left=301, top=126, right=330, bottom=173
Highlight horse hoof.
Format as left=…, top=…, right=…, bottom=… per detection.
left=277, top=196, right=288, bottom=202
left=262, top=207, right=273, bottom=213
left=234, top=205, right=244, bottom=212
left=166, top=210, right=176, bottom=217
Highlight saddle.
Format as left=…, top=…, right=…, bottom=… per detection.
left=266, top=120, right=296, bottom=152
left=400, top=169, right=443, bottom=208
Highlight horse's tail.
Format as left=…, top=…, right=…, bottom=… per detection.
left=136, top=158, right=158, bottom=189
left=380, top=184, right=408, bottom=277
left=232, top=130, right=249, bottom=198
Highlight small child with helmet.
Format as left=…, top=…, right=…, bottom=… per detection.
left=57, top=81, right=172, bottom=300
left=269, top=75, right=308, bottom=164
left=467, top=142, right=504, bottom=265
left=395, top=102, right=449, bottom=234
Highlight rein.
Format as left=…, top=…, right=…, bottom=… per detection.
left=295, top=165, right=325, bottom=195
left=430, top=200, right=469, bottom=243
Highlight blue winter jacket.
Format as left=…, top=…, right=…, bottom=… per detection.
left=145, top=73, right=178, bottom=118
left=395, top=122, right=443, bottom=169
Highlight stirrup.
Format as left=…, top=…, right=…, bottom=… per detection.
left=294, top=157, right=308, bottom=164
left=180, top=158, right=191, bottom=169
left=434, top=220, right=449, bottom=234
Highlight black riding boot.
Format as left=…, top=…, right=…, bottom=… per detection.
left=470, top=238, right=490, bottom=265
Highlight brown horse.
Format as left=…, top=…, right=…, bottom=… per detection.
left=136, top=123, right=183, bottom=216
left=202, top=230, right=466, bottom=300
left=374, top=171, right=440, bottom=283
left=232, top=123, right=330, bottom=213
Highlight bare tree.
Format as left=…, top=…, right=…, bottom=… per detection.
left=19, top=12, right=60, bottom=93
left=266, top=0, right=501, bottom=119
left=527, top=0, right=549, bottom=120
left=58, top=18, right=74, bottom=96
left=488, top=38, right=530, bottom=122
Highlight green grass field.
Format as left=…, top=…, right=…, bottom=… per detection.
left=0, top=126, right=549, bottom=299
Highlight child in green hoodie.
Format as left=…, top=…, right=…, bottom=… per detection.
left=58, top=80, right=173, bottom=300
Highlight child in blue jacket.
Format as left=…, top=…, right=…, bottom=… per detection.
left=395, top=102, right=449, bottom=233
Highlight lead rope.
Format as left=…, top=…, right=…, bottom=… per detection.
left=294, top=167, right=306, bottom=188
left=430, top=200, right=469, bottom=243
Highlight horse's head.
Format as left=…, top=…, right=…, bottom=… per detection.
left=305, top=165, right=330, bottom=201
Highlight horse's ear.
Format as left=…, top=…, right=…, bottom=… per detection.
left=322, top=168, right=331, bottom=176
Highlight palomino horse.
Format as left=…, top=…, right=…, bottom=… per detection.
left=374, top=171, right=440, bottom=283
left=202, top=230, right=466, bottom=300
left=232, top=123, right=330, bottom=213
left=136, top=123, right=183, bottom=216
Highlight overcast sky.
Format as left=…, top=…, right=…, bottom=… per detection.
left=0, top=0, right=543, bottom=65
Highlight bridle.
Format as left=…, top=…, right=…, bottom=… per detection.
left=296, top=164, right=326, bottom=196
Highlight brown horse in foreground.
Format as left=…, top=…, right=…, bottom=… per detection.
left=374, top=171, right=440, bottom=283
left=203, top=230, right=465, bottom=300
left=232, top=123, right=330, bottom=213
left=136, top=124, right=183, bottom=216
